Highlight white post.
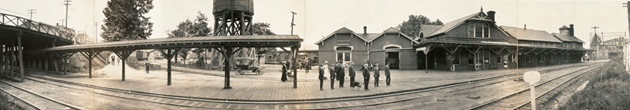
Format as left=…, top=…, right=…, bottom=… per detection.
left=530, top=85, right=536, bottom=110
left=524, top=71, right=541, bottom=110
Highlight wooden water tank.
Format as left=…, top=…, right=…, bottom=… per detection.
left=213, top=0, right=254, bottom=15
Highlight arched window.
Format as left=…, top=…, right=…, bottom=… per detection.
left=336, top=46, right=352, bottom=63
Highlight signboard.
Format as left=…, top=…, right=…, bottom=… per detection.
left=523, top=71, right=541, bottom=85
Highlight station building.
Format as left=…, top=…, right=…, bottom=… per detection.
left=414, top=10, right=589, bottom=71
left=315, top=27, right=418, bottom=69
left=316, top=9, right=590, bottom=71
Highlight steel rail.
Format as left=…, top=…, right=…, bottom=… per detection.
left=467, top=63, right=602, bottom=110
left=0, top=84, right=41, bottom=110
left=0, top=80, right=83, bottom=110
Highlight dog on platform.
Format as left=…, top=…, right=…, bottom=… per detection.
left=350, top=81, right=361, bottom=90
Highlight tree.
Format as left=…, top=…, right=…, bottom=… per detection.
left=252, top=22, right=276, bottom=35
left=397, top=15, right=443, bottom=38
left=168, top=12, right=212, bottom=64
left=101, top=0, right=154, bottom=41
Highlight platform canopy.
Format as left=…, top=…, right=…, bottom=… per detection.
left=41, top=35, right=302, bottom=52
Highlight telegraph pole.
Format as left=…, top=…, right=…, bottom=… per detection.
left=27, top=9, right=36, bottom=20
left=64, top=0, right=71, bottom=27
left=290, top=11, right=297, bottom=35
left=623, top=1, right=630, bottom=71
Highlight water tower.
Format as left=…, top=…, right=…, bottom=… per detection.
left=213, top=0, right=254, bottom=36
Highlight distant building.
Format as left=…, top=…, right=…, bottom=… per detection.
left=592, top=37, right=625, bottom=59
left=74, top=33, right=94, bottom=44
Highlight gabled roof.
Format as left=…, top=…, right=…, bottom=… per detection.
left=314, top=27, right=418, bottom=45
left=314, top=27, right=368, bottom=45
left=420, top=25, right=443, bottom=36
left=428, top=12, right=491, bottom=37
left=357, top=33, right=382, bottom=41
left=500, top=26, right=562, bottom=43
left=551, top=33, right=584, bottom=43
left=368, top=27, right=418, bottom=43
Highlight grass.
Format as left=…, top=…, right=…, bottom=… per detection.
left=560, top=58, right=630, bottom=110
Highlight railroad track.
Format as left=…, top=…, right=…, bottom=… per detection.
left=468, top=63, right=602, bottom=110
left=14, top=63, right=597, bottom=110
left=0, top=79, right=83, bottom=110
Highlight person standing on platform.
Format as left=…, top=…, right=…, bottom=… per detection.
left=348, top=62, right=356, bottom=87
left=329, top=63, right=336, bottom=90
left=281, top=62, right=288, bottom=82
left=145, top=62, right=150, bottom=74
left=336, top=61, right=345, bottom=88
left=373, top=63, right=380, bottom=87
left=305, top=58, right=311, bottom=73
left=318, top=64, right=325, bottom=91
left=384, top=63, right=391, bottom=86
left=361, top=61, right=370, bottom=90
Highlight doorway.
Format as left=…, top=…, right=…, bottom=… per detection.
left=386, top=52, right=399, bottom=69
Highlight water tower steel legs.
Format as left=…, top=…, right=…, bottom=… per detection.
left=213, top=11, right=252, bottom=36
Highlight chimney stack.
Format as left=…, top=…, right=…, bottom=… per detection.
left=569, top=24, right=574, bottom=36
left=363, top=26, right=367, bottom=35
left=487, top=11, right=496, bottom=22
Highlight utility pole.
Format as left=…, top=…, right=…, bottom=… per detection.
left=290, top=11, right=297, bottom=35
left=623, top=1, right=630, bottom=71
left=27, top=9, right=36, bottom=20
left=592, top=26, right=600, bottom=45
left=64, top=0, right=71, bottom=28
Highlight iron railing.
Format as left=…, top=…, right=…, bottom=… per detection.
left=0, top=12, right=74, bottom=41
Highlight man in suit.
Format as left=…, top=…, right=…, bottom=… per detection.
left=373, top=63, right=380, bottom=87
left=318, top=64, right=325, bottom=90
left=329, top=63, right=336, bottom=90
left=336, top=61, right=345, bottom=88
left=361, top=61, right=370, bottom=90
left=348, top=62, right=356, bottom=87
left=385, top=63, right=391, bottom=86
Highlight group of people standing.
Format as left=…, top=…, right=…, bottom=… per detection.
left=318, top=60, right=391, bottom=91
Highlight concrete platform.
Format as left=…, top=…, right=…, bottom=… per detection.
left=24, top=61, right=598, bottom=101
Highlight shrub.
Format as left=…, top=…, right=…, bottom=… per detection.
left=561, top=59, right=630, bottom=110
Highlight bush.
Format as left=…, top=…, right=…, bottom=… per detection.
left=561, top=59, right=630, bottom=110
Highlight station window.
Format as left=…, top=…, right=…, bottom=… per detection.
left=468, top=22, right=491, bottom=38
left=336, top=47, right=351, bottom=63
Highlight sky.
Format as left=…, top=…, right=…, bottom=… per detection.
left=0, top=0, right=627, bottom=50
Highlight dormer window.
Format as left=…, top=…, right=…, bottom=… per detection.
left=468, top=22, right=490, bottom=38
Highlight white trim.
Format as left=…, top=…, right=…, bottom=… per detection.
left=383, top=44, right=402, bottom=50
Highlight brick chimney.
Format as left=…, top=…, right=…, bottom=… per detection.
left=363, top=26, right=367, bottom=35
left=487, top=11, right=496, bottom=22
left=569, top=24, right=574, bottom=36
